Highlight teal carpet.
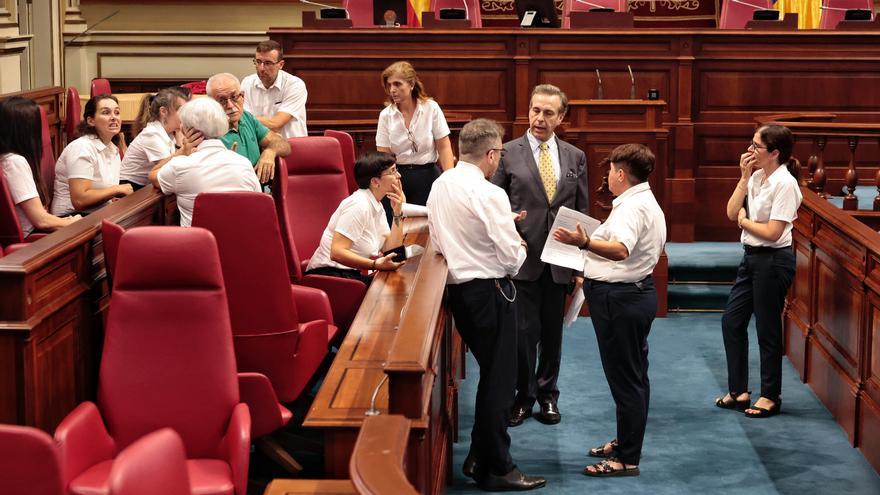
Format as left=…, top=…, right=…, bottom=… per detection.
left=448, top=314, right=880, bottom=494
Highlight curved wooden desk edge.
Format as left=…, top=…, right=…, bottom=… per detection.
left=349, top=415, right=419, bottom=495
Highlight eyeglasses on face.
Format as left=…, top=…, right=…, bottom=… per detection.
left=748, top=141, right=768, bottom=151
left=214, top=92, right=243, bottom=107
left=253, top=59, right=281, bottom=68
left=380, top=166, right=400, bottom=177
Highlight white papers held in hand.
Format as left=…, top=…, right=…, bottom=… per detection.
left=564, top=289, right=585, bottom=328
left=540, top=206, right=601, bottom=271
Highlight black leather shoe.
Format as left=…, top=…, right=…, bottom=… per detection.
left=463, top=452, right=479, bottom=479
left=479, top=468, right=546, bottom=491
left=508, top=404, right=532, bottom=427
left=535, top=400, right=560, bottom=425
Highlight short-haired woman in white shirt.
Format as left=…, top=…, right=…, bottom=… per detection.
left=120, top=87, right=196, bottom=190
left=306, top=152, right=407, bottom=284
left=376, top=61, right=454, bottom=215
left=51, top=95, right=133, bottom=217
left=0, top=97, right=80, bottom=236
left=715, top=124, right=802, bottom=418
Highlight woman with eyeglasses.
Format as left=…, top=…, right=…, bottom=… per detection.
left=715, top=124, right=802, bottom=418
left=375, top=61, right=454, bottom=218
left=305, top=152, right=408, bottom=284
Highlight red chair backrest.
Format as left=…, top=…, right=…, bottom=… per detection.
left=562, top=0, right=627, bottom=27
left=90, top=78, right=112, bottom=98
left=280, top=137, right=349, bottom=261
left=0, top=172, right=25, bottom=248
left=65, top=86, right=81, bottom=142
left=99, top=226, right=240, bottom=456
left=719, top=0, right=772, bottom=28
left=38, top=105, right=55, bottom=205
left=431, top=0, right=483, bottom=27
left=323, top=129, right=358, bottom=194
left=272, top=159, right=305, bottom=281
left=108, top=428, right=191, bottom=495
left=0, top=424, right=64, bottom=495
left=819, top=0, right=874, bottom=28
left=342, top=0, right=375, bottom=27
left=101, top=219, right=125, bottom=285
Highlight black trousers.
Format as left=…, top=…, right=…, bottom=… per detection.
left=448, top=277, right=518, bottom=476
left=382, top=163, right=441, bottom=224
left=721, top=246, right=795, bottom=400
left=585, top=276, right=656, bottom=466
left=304, top=266, right=373, bottom=285
left=513, top=265, right=566, bottom=406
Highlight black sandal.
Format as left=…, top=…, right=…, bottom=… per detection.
left=582, top=457, right=640, bottom=478
left=744, top=398, right=781, bottom=418
left=715, top=391, right=750, bottom=411
left=588, top=439, right=618, bottom=458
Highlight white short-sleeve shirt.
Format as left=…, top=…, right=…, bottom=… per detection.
left=1, top=153, right=40, bottom=236
left=242, top=71, right=308, bottom=139
left=742, top=165, right=803, bottom=248
left=306, top=188, right=390, bottom=271
left=156, top=139, right=261, bottom=227
left=120, top=120, right=176, bottom=185
left=584, top=182, right=667, bottom=283
left=375, top=99, right=450, bottom=165
left=51, top=136, right=121, bottom=217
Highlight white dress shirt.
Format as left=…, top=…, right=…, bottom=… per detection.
left=376, top=99, right=450, bottom=165
left=427, top=161, right=527, bottom=284
left=742, top=165, right=802, bottom=248
left=584, top=182, right=666, bottom=283
left=526, top=130, right=560, bottom=183
left=156, top=139, right=261, bottom=227
left=51, top=135, right=121, bottom=216
left=307, top=188, right=390, bottom=271
left=1, top=153, right=39, bottom=235
left=242, top=71, right=308, bottom=139
left=120, top=120, right=176, bottom=185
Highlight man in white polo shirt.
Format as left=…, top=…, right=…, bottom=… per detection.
left=242, top=40, right=308, bottom=139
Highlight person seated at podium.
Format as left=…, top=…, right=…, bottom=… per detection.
left=305, top=152, right=406, bottom=284
left=376, top=61, right=454, bottom=216
left=148, top=97, right=260, bottom=227
left=242, top=40, right=308, bottom=139
left=205, top=72, right=291, bottom=186
left=120, top=87, right=196, bottom=190
left=0, top=97, right=81, bottom=233
left=51, top=95, right=133, bottom=217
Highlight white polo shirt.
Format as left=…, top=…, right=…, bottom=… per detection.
left=584, top=182, right=667, bottom=283
left=242, top=71, right=308, bottom=139
left=156, top=139, right=261, bottom=227
left=376, top=99, right=450, bottom=165
left=307, top=188, right=390, bottom=271
left=51, top=135, right=121, bottom=217
left=120, top=120, right=176, bottom=185
left=1, top=153, right=39, bottom=236
left=742, top=165, right=802, bottom=248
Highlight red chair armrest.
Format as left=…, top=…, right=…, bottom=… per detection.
left=290, top=284, right=334, bottom=324
left=54, top=402, right=115, bottom=486
left=300, top=275, right=368, bottom=332
left=291, top=319, right=331, bottom=395
left=221, top=402, right=251, bottom=495
left=237, top=372, right=288, bottom=438
left=3, top=243, right=29, bottom=255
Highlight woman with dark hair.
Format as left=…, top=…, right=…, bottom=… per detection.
left=0, top=97, right=80, bottom=234
left=375, top=61, right=454, bottom=211
left=715, top=124, right=802, bottom=418
left=305, top=152, right=407, bottom=283
left=51, top=94, right=133, bottom=217
left=121, top=88, right=200, bottom=189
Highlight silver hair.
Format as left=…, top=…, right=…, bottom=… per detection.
left=458, top=118, right=504, bottom=159
left=177, top=98, right=229, bottom=139
left=205, top=73, right=240, bottom=97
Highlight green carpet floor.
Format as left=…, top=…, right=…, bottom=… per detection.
left=448, top=313, right=880, bottom=494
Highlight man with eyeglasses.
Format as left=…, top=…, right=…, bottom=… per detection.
left=241, top=40, right=308, bottom=139
left=491, top=83, right=589, bottom=429
left=206, top=72, right=290, bottom=186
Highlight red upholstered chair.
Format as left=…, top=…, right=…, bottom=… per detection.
left=562, top=0, right=627, bottom=27
left=430, top=0, right=483, bottom=27
left=719, top=0, right=772, bottom=28
left=38, top=106, right=56, bottom=205
left=90, top=78, right=112, bottom=97
left=0, top=424, right=65, bottom=495
left=101, top=219, right=125, bottom=286
left=0, top=172, right=45, bottom=249
left=342, top=0, right=375, bottom=27
left=819, top=0, right=874, bottom=28
left=54, top=226, right=253, bottom=495
left=65, top=86, right=81, bottom=142
left=323, top=129, right=358, bottom=194
left=108, top=429, right=191, bottom=495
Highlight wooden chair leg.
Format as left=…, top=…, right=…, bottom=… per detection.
left=257, top=436, right=303, bottom=474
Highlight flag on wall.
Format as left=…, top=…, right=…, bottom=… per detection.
left=407, top=0, right=431, bottom=27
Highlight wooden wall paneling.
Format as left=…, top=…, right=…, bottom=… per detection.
left=785, top=228, right=814, bottom=379
left=0, top=86, right=64, bottom=158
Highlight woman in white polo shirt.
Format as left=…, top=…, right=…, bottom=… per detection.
left=0, top=97, right=80, bottom=236
left=376, top=61, right=454, bottom=216
left=306, top=152, right=407, bottom=284
left=51, top=95, right=133, bottom=217
left=715, top=124, right=802, bottom=419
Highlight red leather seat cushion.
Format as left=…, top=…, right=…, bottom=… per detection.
left=71, top=459, right=234, bottom=495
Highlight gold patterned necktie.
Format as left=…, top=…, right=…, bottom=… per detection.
left=538, top=142, right=556, bottom=200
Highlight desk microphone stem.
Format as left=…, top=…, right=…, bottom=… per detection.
left=365, top=374, right=389, bottom=416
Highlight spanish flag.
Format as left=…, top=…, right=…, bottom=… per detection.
left=407, top=0, right=432, bottom=27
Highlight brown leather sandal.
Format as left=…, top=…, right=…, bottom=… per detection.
left=582, top=457, right=640, bottom=477
left=587, top=439, right=618, bottom=458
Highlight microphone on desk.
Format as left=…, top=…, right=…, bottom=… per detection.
left=65, top=10, right=120, bottom=45
left=575, top=0, right=616, bottom=11
left=595, top=69, right=604, bottom=100
left=365, top=374, right=389, bottom=416
left=628, top=65, right=636, bottom=100
left=300, top=0, right=348, bottom=19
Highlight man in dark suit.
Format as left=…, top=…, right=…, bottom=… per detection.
left=491, top=84, right=589, bottom=427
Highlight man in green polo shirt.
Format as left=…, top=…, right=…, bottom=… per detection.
left=206, top=72, right=291, bottom=185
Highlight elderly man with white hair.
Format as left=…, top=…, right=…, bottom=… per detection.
left=206, top=72, right=291, bottom=185
left=148, top=97, right=260, bottom=227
